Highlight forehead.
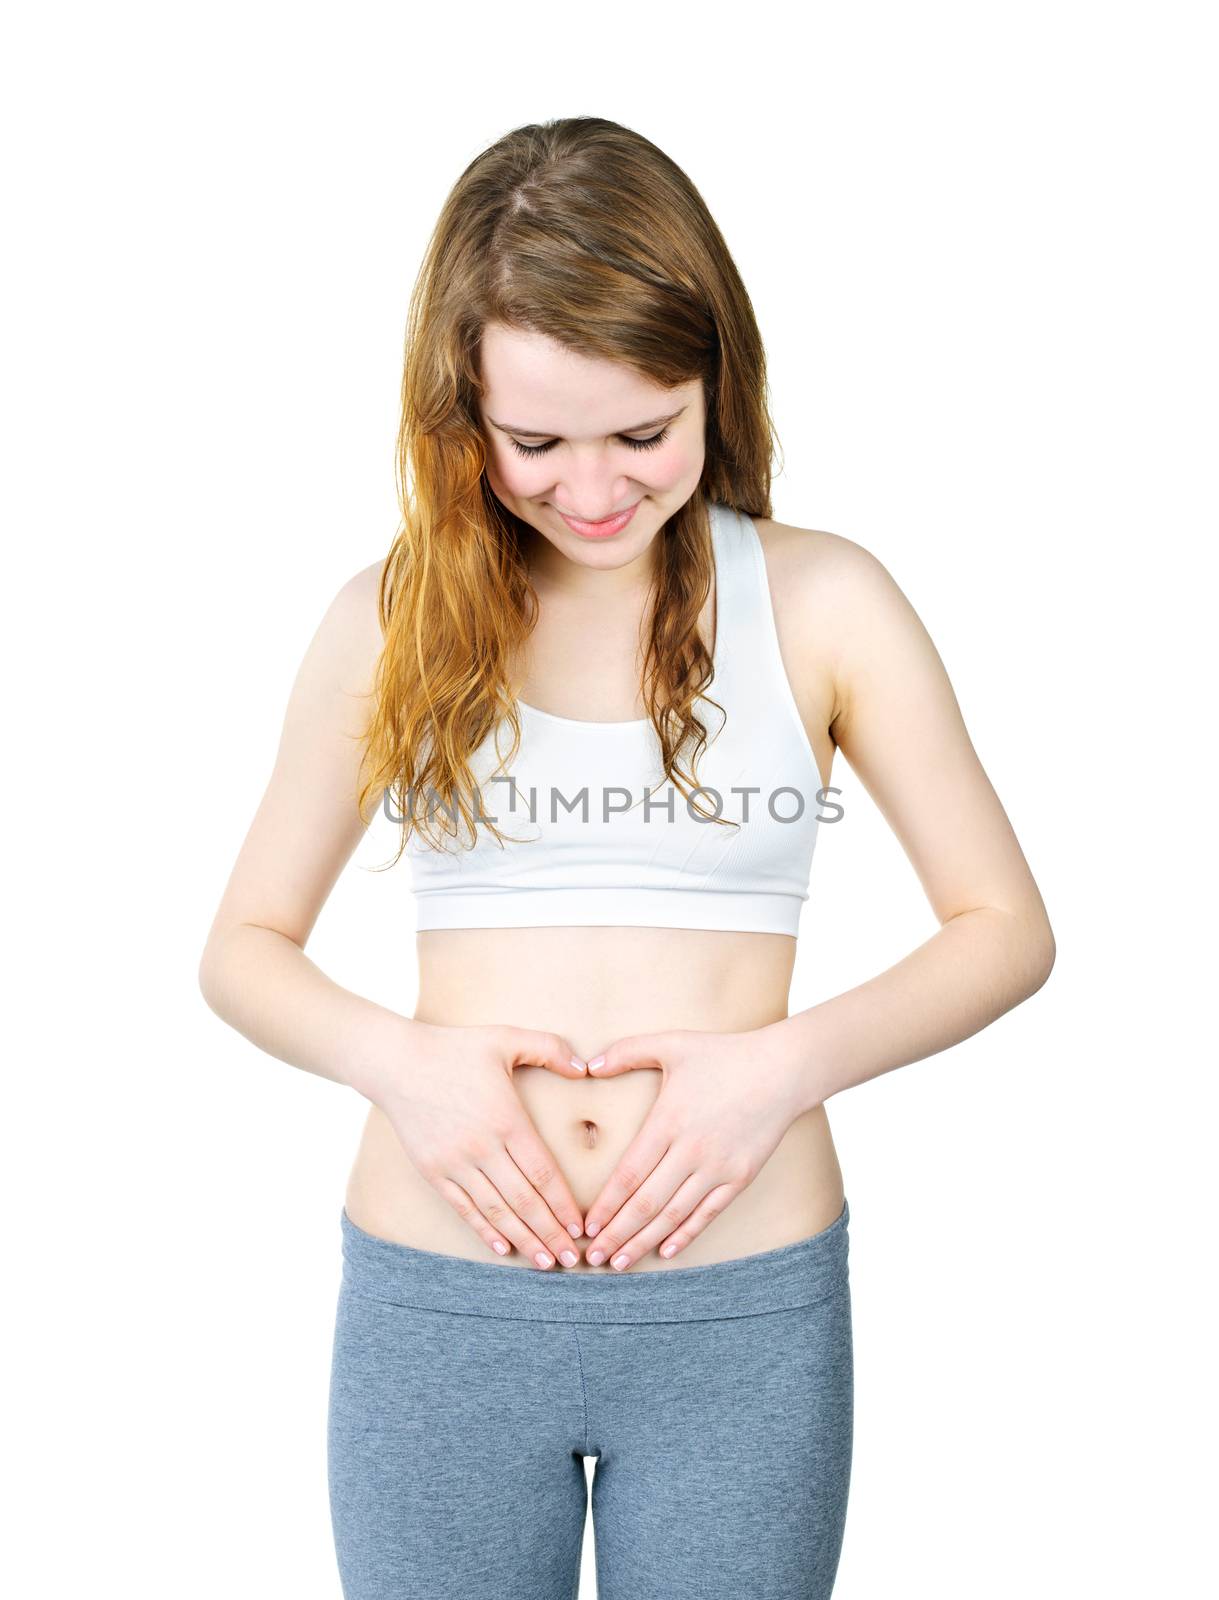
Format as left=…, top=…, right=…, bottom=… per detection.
left=478, top=322, right=689, bottom=435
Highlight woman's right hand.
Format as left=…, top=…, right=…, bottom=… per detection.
left=367, top=1020, right=589, bottom=1269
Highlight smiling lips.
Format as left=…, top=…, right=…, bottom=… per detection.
left=556, top=502, right=640, bottom=539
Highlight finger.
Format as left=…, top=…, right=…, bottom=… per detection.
left=653, top=1181, right=740, bottom=1261
left=430, top=1174, right=517, bottom=1259
left=583, top=1152, right=695, bottom=1266
left=504, top=1027, right=589, bottom=1078
left=583, top=1119, right=674, bottom=1241
left=481, top=1147, right=583, bottom=1270
left=601, top=1172, right=729, bottom=1267
left=586, top=1032, right=668, bottom=1078
left=458, top=1166, right=568, bottom=1269
left=504, top=1123, right=586, bottom=1245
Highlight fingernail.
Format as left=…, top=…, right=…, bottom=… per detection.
left=660, top=1243, right=677, bottom=1258
left=586, top=1220, right=600, bottom=1237
left=535, top=1251, right=554, bottom=1269
left=570, top=1055, right=587, bottom=1073
left=587, top=1250, right=605, bottom=1265
left=559, top=1250, right=578, bottom=1267
left=568, top=1222, right=583, bottom=1238
left=588, top=1055, right=605, bottom=1072
left=611, top=1254, right=630, bottom=1271
left=492, top=1240, right=509, bottom=1255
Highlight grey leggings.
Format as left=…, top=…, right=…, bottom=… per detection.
left=328, top=1198, right=853, bottom=1599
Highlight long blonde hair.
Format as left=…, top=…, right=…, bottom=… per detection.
left=357, top=116, right=782, bottom=861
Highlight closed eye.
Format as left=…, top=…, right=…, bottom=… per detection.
left=508, top=427, right=670, bottom=459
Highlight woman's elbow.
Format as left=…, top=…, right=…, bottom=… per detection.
left=197, top=932, right=235, bottom=1015
left=1024, top=916, right=1056, bottom=996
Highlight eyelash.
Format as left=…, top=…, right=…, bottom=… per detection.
left=508, top=427, right=671, bottom=459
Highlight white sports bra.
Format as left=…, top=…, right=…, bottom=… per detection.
left=404, top=501, right=825, bottom=937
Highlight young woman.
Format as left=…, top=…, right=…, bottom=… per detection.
left=200, top=117, right=1055, bottom=1600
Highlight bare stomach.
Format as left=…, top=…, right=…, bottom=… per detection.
left=343, top=925, right=845, bottom=1273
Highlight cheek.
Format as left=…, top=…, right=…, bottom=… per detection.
left=490, top=448, right=548, bottom=498
left=618, top=435, right=702, bottom=491
left=651, top=435, right=704, bottom=489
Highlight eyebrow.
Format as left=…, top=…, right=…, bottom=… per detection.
left=485, top=406, right=686, bottom=440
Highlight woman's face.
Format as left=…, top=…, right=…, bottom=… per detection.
left=477, top=321, right=706, bottom=578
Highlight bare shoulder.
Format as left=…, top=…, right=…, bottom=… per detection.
left=331, top=555, right=389, bottom=643
left=343, top=555, right=390, bottom=605
left=310, top=556, right=389, bottom=690
left=274, top=555, right=392, bottom=753
left=753, top=516, right=896, bottom=621
left=197, top=555, right=393, bottom=959
left=752, top=517, right=905, bottom=732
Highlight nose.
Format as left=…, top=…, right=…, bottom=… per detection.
left=554, top=463, right=637, bottom=522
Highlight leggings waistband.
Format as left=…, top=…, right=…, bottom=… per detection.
left=339, top=1198, right=850, bottom=1324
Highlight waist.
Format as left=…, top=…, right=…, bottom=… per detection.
left=347, top=1093, right=843, bottom=1273
left=345, top=925, right=845, bottom=1271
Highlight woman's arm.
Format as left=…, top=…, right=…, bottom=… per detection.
left=766, top=907, right=1053, bottom=1115
left=765, top=534, right=1056, bottom=1111
left=198, top=559, right=589, bottom=1263
left=199, top=923, right=415, bottom=1102
left=577, top=532, right=1056, bottom=1265
left=197, top=560, right=410, bottom=1101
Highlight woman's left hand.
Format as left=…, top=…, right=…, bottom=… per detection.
left=579, top=1026, right=809, bottom=1270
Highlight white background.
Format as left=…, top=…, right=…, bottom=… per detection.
left=4, top=2, right=1215, bottom=1595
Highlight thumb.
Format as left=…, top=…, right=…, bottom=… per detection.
left=503, top=1027, right=590, bottom=1079
left=586, top=1034, right=668, bottom=1078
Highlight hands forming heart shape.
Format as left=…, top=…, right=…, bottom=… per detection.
left=375, top=1018, right=812, bottom=1271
